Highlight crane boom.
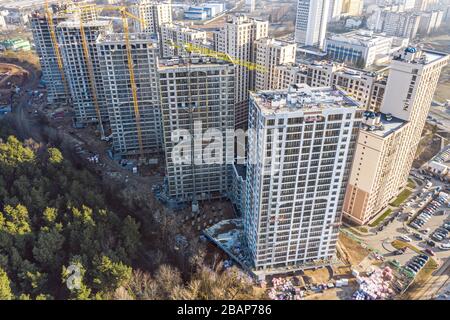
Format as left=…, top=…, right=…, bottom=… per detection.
left=78, top=16, right=105, bottom=139
left=120, top=8, right=144, bottom=158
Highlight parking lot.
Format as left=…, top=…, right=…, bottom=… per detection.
left=353, top=174, right=450, bottom=265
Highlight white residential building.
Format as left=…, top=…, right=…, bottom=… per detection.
left=160, top=23, right=208, bottom=58
left=380, top=11, right=421, bottom=39
left=97, top=33, right=163, bottom=157
left=244, top=84, right=363, bottom=272
left=255, top=38, right=296, bottom=91
left=132, top=0, right=172, bottom=35
left=214, top=14, right=268, bottom=129
left=294, top=0, right=330, bottom=48
left=328, top=0, right=343, bottom=21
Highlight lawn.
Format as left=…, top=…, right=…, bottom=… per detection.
left=369, top=208, right=392, bottom=227
left=407, top=178, right=415, bottom=189
left=390, top=189, right=412, bottom=207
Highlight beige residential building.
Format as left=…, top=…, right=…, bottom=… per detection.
left=160, top=23, right=208, bottom=58
left=254, top=38, right=296, bottom=91
left=343, top=112, right=409, bottom=225
left=343, top=48, right=449, bottom=225
left=214, top=14, right=268, bottom=129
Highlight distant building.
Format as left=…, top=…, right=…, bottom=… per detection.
left=184, top=3, right=225, bottom=20
left=254, top=38, right=296, bottom=91
left=418, top=10, right=443, bottom=35
left=325, top=30, right=394, bottom=67
left=131, top=0, right=172, bottom=34
left=341, top=0, right=363, bottom=17
left=213, top=14, right=268, bottom=129
left=160, top=23, right=208, bottom=58
left=328, top=0, right=343, bottom=22
left=380, top=11, right=421, bottom=39
left=295, top=0, right=329, bottom=48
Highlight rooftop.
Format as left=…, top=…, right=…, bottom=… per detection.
left=57, top=19, right=111, bottom=29
left=360, top=112, right=406, bottom=137
left=430, top=145, right=450, bottom=168
left=97, top=32, right=158, bottom=45
left=327, top=30, right=392, bottom=47
left=392, top=47, right=449, bottom=65
left=158, top=56, right=233, bottom=70
left=252, top=84, right=361, bottom=115
left=256, top=38, right=296, bottom=48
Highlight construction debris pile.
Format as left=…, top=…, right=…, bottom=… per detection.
left=352, top=266, right=395, bottom=300
left=268, top=278, right=303, bottom=300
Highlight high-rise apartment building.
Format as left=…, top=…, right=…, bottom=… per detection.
left=160, top=23, right=208, bottom=58
left=255, top=38, right=296, bottom=91
left=159, top=57, right=235, bottom=201
left=328, top=0, right=343, bottom=22
left=343, top=48, right=449, bottom=225
left=57, top=19, right=112, bottom=126
left=294, top=0, right=329, bottom=48
left=244, top=84, right=363, bottom=272
left=132, top=0, right=172, bottom=35
left=380, top=11, right=421, bottom=39
left=30, top=10, right=69, bottom=104
left=97, top=33, right=163, bottom=157
left=214, top=14, right=268, bottom=129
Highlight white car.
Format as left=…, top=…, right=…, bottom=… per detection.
left=399, top=235, right=412, bottom=242
left=438, top=243, right=450, bottom=250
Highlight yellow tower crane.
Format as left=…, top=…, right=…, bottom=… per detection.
left=44, top=0, right=70, bottom=103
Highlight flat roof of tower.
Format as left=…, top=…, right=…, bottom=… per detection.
left=252, top=84, right=361, bottom=115
left=360, top=112, right=406, bottom=137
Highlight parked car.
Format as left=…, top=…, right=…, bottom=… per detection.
left=399, top=235, right=412, bottom=242
left=419, top=254, right=429, bottom=261
left=424, top=248, right=435, bottom=256
left=426, top=240, right=436, bottom=247
left=420, top=228, right=431, bottom=234
left=439, top=243, right=450, bottom=250
left=432, top=233, right=444, bottom=242
left=413, top=233, right=423, bottom=240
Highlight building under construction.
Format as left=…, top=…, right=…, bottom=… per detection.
left=30, top=8, right=69, bottom=104
left=159, top=57, right=235, bottom=202
left=97, top=33, right=163, bottom=157
left=57, top=19, right=112, bottom=127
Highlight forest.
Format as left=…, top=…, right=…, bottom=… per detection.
left=0, top=118, right=262, bottom=300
